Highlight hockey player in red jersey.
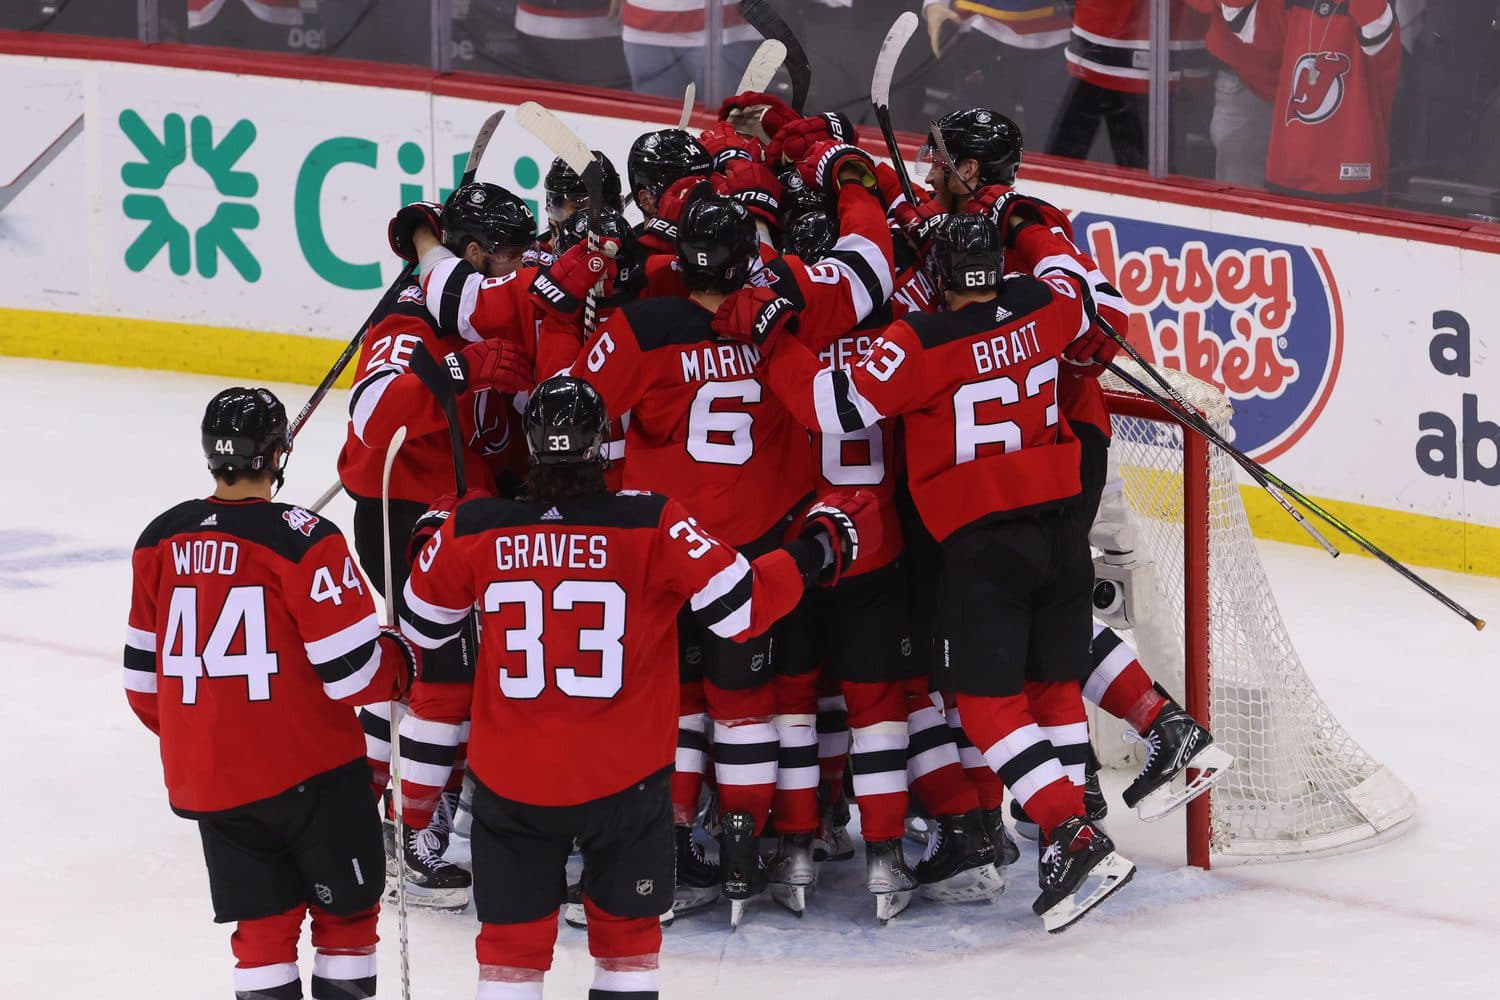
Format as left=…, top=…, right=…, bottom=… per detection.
left=343, top=181, right=536, bottom=908
left=718, top=214, right=1137, bottom=931
left=396, top=377, right=879, bottom=992
left=126, top=387, right=414, bottom=1000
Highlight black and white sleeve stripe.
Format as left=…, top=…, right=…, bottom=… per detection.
left=123, top=626, right=158, bottom=694
left=689, top=554, right=754, bottom=640
left=1221, top=1, right=1255, bottom=41
left=305, top=612, right=383, bottom=700
left=812, top=368, right=884, bottom=436
left=348, top=364, right=402, bottom=446
left=400, top=578, right=472, bottom=650
left=424, top=257, right=484, bottom=343
left=823, top=231, right=894, bottom=323
left=1357, top=2, right=1395, bottom=55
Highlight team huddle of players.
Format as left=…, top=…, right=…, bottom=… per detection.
left=125, top=93, right=1234, bottom=1000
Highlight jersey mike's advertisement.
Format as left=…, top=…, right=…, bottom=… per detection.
left=0, top=47, right=1495, bottom=576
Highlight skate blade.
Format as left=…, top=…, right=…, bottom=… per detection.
left=672, top=884, right=722, bottom=917
left=729, top=897, right=751, bottom=931
left=1040, top=852, right=1135, bottom=934
left=386, top=882, right=470, bottom=911
left=1136, top=744, right=1236, bottom=822
left=875, top=889, right=914, bottom=926
left=563, top=901, right=586, bottom=929
left=770, top=883, right=806, bottom=915
left=921, top=863, right=1004, bottom=904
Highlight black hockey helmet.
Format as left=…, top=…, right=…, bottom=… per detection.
left=544, top=151, right=624, bottom=221
left=778, top=167, right=826, bottom=226
left=677, top=194, right=759, bottom=293
left=785, top=210, right=837, bottom=261
left=524, top=376, right=610, bottom=467
left=442, top=182, right=537, bottom=255
left=931, top=213, right=1004, bottom=293
left=201, top=386, right=291, bottom=481
left=627, top=129, right=713, bottom=203
left=556, top=207, right=645, bottom=292
left=918, top=108, right=1024, bottom=187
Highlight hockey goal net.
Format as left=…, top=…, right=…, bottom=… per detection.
left=1094, top=359, right=1416, bottom=866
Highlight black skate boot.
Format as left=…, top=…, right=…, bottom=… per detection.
left=673, top=824, right=721, bottom=917
left=913, top=809, right=1004, bottom=903
left=768, top=832, right=817, bottom=915
left=1011, top=763, right=1109, bottom=841
left=1033, top=816, right=1135, bottom=933
left=1122, top=685, right=1234, bottom=821
left=813, top=793, right=854, bottom=862
left=864, top=837, right=919, bottom=925
left=391, top=820, right=471, bottom=910
left=980, top=805, right=1021, bottom=866
left=718, top=811, right=768, bottom=930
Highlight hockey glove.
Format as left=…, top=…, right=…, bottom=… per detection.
left=528, top=236, right=622, bottom=317
left=721, top=160, right=784, bottom=231
left=767, top=113, right=857, bottom=168
left=406, top=489, right=492, bottom=567
left=700, top=121, right=766, bottom=168
left=388, top=201, right=443, bottom=262
left=891, top=199, right=947, bottom=250
left=1063, top=323, right=1121, bottom=367
left=800, top=489, right=881, bottom=587
left=639, top=176, right=722, bottom=254
left=711, top=286, right=799, bottom=348
left=378, top=626, right=420, bottom=698
left=460, top=337, right=533, bottom=396
left=718, top=90, right=800, bottom=142
left=798, top=141, right=879, bottom=194
left=966, top=183, right=1043, bottom=237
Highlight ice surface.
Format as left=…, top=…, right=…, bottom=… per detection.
left=4, top=359, right=1497, bottom=999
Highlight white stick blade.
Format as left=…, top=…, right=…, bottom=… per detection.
left=679, top=82, right=696, bottom=129
left=516, top=101, right=593, bottom=175
left=461, top=109, right=506, bottom=184
left=872, top=11, right=919, bottom=107
left=736, top=38, right=786, bottom=95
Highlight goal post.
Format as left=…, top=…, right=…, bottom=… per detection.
left=1096, top=359, right=1417, bottom=867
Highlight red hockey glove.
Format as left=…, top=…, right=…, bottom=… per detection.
left=720, top=160, right=783, bottom=230
left=528, top=236, right=622, bottom=317
left=521, top=237, right=555, bottom=270
left=874, top=161, right=918, bottom=209
left=460, top=337, right=532, bottom=396
left=388, top=201, right=443, bottom=262
left=1063, top=325, right=1121, bottom=367
left=378, top=626, right=419, bottom=698
left=767, top=113, right=857, bottom=168
left=711, top=286, right=799, bottom=348
left=718, top=90, right=799, bottom=141
left=700, top=121, right=766, bottom=168
left=406, top=488, right=493, bottom=567
left=800, top=489, right=881, bottom=586
left=797, top=140, right=879, bottom=194
left=966, top=183, right=1043, bottom=237
left=891, top=199, right=947, bottom=249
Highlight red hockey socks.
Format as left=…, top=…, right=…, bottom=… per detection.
left=476, top=914, right=557, bottom=999
left=954, top=691, right=1083, bottom=835
left=1082, top=624, right=1166, bottom=733
left=945, top=701, right=1007, bottom=811
left=231, top=905, right=303, bottom=1000
left=706, top=681, right=778, bottom=831
left=771, top=671, right=821, bottom=835
left=1025, top=680, right=1090, bottom=789
left=584, top=897, right=661, bottom=999
left=904, top=687, right=981, bottom=817
left=841, top=679, right=909, bottom=842
left=308, top=905, right=377, bottom=1000
left=672, top=680, right=710, bottom=825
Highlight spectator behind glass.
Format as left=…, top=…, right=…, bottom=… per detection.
left=921, top=0, right=1072, bottom=146
left=1188, top=0, right=1285, bottom=189
left=1047, top=0, right=1213, bottom=173
left=777, top=0, right=925, bottom=129
left=179, top=0, right=429, bottom=63
left=1223, top=1, right=1400, bottom=203
left=513, top=0, right=630, bottom=89
left=619, top=0, right=757, bottom=100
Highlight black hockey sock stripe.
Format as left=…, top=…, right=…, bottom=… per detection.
left=359, top=709, right=392, bottom=741
left=589, top=990, right=658, bottom=1000
left=677, top=725, right=710, bottom=753
left=1089, top=625, right=1124, bottom=669
left=816, top=709, right=849, bottom=734
left=310, top=974, right=376, bottom=1000
left=995, top=740, right=1061, bottom=791
left=236, top=983, right=303, bottom=1000
left=713, top=737, right=779, bottom=766
left=851, top=747, right=908, bottom=777
left=1052, top=741, right=1089, bottom=770
left=399, top=736, right=459, bottom=768
left=906, top=717, right=956, bottom=759
left=777, top=739, right=819, bottom=770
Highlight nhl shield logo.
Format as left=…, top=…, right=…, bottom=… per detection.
left=1286, top=51, right=1351, bottom=125
left=315, top=883, right=333, bottom=906
left=635, top=879, right=654, bottom=896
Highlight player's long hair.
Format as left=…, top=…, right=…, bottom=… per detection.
left=524, top=461, right=607, bottom=503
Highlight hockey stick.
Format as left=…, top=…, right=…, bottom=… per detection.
left=407, top=342, right=469, bottom=496
left=516, top=102, right=609, bottom=335
left=0, top=114, right=82, bottom=214
left=740, top=0, right=811, bottom=113
left=679, top=82, right=696, bottom=129
left=736, top=38, right=786, bottom=95
left=929, top=123, right=976, bottom=197
left=289, top=109, right=505, bottom=439
left=309, top=478, right=343, bottom=514
left=1102, top=353, right=1484, bottom=630
left=380, top=425, right=413, bottom=1000
left=872, top=13, right=921, bottom=210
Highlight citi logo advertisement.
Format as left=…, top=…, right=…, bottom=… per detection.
left=1076, top=216, right=1344, bottom=463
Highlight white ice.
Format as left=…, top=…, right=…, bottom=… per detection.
left=5, top=358, right=1497, bottom=999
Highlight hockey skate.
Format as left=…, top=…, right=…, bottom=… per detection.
left=865, top=837, right=919, bottom=926
left=813, top=794, right=854, bottom=862
left=1122, top=685, right=1234, bottom=821
left=718, top=811, right=768, bottom=930
left=913, top=810, right=1004, bottom=903
left=565, top=878, right=675, bottom=929
left=1033, top=816, right=1135, bottom=933
left=673, top=825, right=722, bottom=917
left=1011, top=764, right=1108, bottom=841
left=388, top=820, right=471, bottom=910
left=767, top=832, right=817, bottom=916
left=980, top=806, right=1021, bottom=866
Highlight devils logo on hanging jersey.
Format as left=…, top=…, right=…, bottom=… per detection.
left=1286, top=51, right=1351, bottom=124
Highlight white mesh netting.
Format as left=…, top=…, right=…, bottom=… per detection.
left=1093, top=359, right=1416, bottom=861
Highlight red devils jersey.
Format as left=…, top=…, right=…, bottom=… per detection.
left=1189, top=0, right=1285, bottom=102
left=125, top=498, right=402, bottom=814
left=765, top=272, right=1090, bottom=542
left=398, top=492, right=809, bottom=809
left=1230, top=0, right=1399, bottom=197
left=339, top=285, right=525, bottom=504
left=1065, top=0, right=1210, bottom=93
left=515, top=0, right=618, bottom=40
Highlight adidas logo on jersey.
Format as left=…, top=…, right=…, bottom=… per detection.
left=200, top=514, right=218, bottom=526
left=541, top=507, right=563, bottom=521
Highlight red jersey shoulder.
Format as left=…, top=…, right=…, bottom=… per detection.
left=137, top=499, right=342, bottom=565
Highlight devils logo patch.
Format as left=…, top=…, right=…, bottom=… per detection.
left=1286, top=51, right=1351, bottom=125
